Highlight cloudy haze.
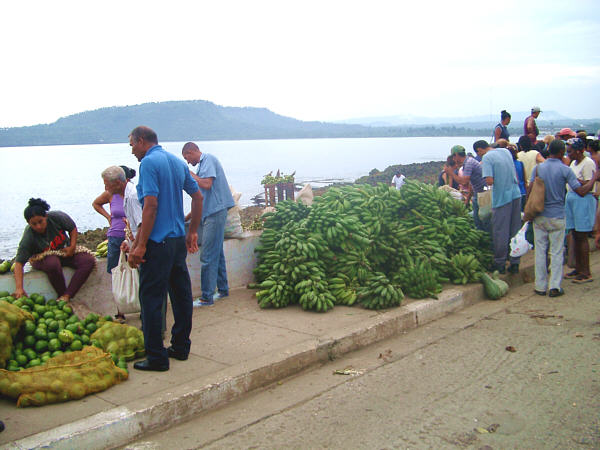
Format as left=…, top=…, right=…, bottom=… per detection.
left=1, top=0, right=599, bottom=127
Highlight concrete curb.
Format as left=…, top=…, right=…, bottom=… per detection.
left=5, top=262, right=536, bottom=449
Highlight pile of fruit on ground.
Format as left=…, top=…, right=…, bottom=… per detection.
left=250, top=181, right=493, bottom=312
left=0, top=291, right=144, bottom=407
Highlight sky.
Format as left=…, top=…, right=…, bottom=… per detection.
left=1, top=0, right=599, bottom=127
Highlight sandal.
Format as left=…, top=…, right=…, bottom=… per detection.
left=572, top=275, right=593, bottom=284
left=564, top=270, right=579, bottom=279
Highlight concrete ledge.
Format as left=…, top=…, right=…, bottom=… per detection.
left=7, top=262, right=536, bottom=450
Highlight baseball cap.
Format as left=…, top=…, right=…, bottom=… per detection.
left=566, top=138, right=584, bottom=150
left=451, top=145, right=466, bottom=155
left=558, top=128, right=576, bottom=138
left=531, top=106, right=542, bottom=113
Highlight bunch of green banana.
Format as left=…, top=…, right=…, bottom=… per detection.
left=449, top=252, right=483, bottom=285
left=357, top=272, right=404, bottom=310
left=95, top=240, right=108, bottom=258
left=295, top=278, right=336, bottom=312
left=262, top=200, right=309, bottom=230
left=327, top=275, right=358, bottom=306
left=392, top=258, right=443, bottom=299
left=256, top=277, right=295, bottom=309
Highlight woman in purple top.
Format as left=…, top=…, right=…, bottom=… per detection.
left=93, top=166, right=136, bottom=322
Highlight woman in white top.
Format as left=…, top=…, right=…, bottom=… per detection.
left=564, top=138, right=596, bottom=283
left=517, top=135, right=545, bottom=183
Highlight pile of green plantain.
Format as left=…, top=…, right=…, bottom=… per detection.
left=250, top=181, right=493, bottom=312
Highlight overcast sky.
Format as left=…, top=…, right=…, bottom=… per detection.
left=1, top=0, right=599, bottom=127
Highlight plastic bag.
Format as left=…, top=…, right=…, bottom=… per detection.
left=510, top=221, right=533, bottom=257
left=111, top=250, right=140, bottom=314
left=477, top=189, right=492, bottom=222
left=225, top=186, right=244, bottom=238
left=296, top=184, right=314, bottom=206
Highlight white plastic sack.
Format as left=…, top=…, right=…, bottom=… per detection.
left=438, top=185, right=464, bottom=202
left=225, top=185, right=244, bottom=239
left=510, top=221, right=533, bottom=258
left=296, top=184, right=314, bottom=206
left=477, top=189, right=492, bottom=222
left=111, top=250, right=141, bottom=314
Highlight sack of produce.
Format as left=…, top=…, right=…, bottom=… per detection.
left=296, top=184, right=314, bottom=206
left=224, top=186, right=244, bottom=239
left=477, top=189, right=492, bottom=222
left=111, top=251, right=141, bottom=314
left=0, top=346, right=128, bottom=407
left=480, top=271, right=509, bottom=300
left=0, top=321, right=13, bottom=369
left=91, top=321, right=145, bottom=361
left=0, top=301, right=34, bottom=337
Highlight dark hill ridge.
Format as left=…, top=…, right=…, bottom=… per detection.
left=1, top=99, right=597, bottom=147
left=0, top=100, right=371, bottom=147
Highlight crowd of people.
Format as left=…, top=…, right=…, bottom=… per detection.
left=439, top=107, right=600, bottom=297
left=9, top=113, right=600, bottom=371
left=12, top=125, right=234, bottom=372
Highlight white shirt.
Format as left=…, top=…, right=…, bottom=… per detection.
left=123, top=182, right=143, bottom=235
left=567, top=156, right=596, bottom=193
left=392, top=174, right=405, bottom=189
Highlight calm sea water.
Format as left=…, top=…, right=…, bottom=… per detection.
left=0, top=136, right=486, bottom=259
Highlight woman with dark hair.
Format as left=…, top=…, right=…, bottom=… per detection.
left=517, top=135, right=545, bottom=183
left=13, top=198, right=96, bottom=302
left=492, top=110, right=511, bottom=143
left=564, top=138, right=597, bottom=283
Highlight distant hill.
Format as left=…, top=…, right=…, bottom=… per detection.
left=1, top=100, right=597, bottom=147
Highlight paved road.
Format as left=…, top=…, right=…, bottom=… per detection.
left=124, top=263, right=600, bottom=449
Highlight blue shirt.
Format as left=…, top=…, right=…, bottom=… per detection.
left=531, top=158, right=581, bottom=219
left=196, top=153, right=235, bottom=220
left=513, top=159, right=526, bottom=195
left=462, top=156, right=485, bottom=193
left=481, top=148, right=522, bottom=208
left=137, top=145, right=199, bottom=242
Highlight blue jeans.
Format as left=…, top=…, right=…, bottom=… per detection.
left=106, top=236, right=125, bottom=274
left=139, top=237, right=193, bottom=364
left=200, top=208, right=229, bottom=301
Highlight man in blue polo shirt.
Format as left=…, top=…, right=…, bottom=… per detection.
left=182, top=142, right=235, bottom=306
left=481, top=140, right=522, bottom=274
left=128, top=126, right=202, bottom=372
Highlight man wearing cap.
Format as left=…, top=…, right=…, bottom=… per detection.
left=557, top=128, right=576, bottom=141
left=482, top=140, right=522, bottom=274
left=524, top=107, right=541, bottom=145
left=444, top=143, right=490, bottom=231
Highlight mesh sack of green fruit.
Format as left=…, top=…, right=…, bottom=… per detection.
left=0, top=346, right=128, bottom=407
left=0, top=301, right=34, bottom=337
left=90, top=322, right=145, bottom=361
left=0, top=321, right=13, bottom=369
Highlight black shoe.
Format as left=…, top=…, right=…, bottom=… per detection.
left=133, top=359, right=169, bottom=372
left=167, top=346, right=188, bottom=361
left=508, top=264, right=519, bottom=274
left=494, top=265, right=506, bottom=275
left=534, top=289, right=546, bottom=296
left=548, top=288, right=565, bottom=298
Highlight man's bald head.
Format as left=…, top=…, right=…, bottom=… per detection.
left=182, top=142, right=201, bottom=165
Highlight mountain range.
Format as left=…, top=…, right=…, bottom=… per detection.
left=0, top=100, right=597, bottom=147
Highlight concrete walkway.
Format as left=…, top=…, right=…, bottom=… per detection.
left=0, top=252, right=544, bottom=449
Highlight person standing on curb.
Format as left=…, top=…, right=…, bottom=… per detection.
left=182, top=142, right=235, bottom=307
left=481, top=140, right=522, bottom=274
left=128, top=126, right=203, bottom=372
left=524, top=106, right=541, bottom=145
left=444, top=143, right=490, bottom=231
left=529, top=139, right=599, bottom=297
left=564, top=138, right=597, bottom=284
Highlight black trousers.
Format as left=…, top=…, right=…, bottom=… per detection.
left=139, top=237, right=193, bottom=364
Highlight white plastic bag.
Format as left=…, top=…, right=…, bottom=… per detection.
left=111, top=250, right=141, bottom=314
left=225, top=185, right=244, bottom=238
left=296, top=184, right=314, bottom=206
left=510, top=221, right=533, bottom=258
